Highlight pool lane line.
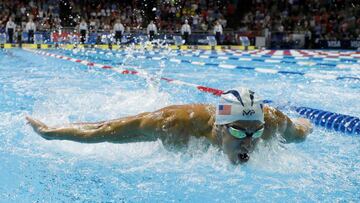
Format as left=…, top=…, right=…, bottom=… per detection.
left=92, top=48, right=360, bottom=64
left=62, top=48, right=358, bottom=78
left=224, top=49, right=360, bottom=59
left=96, top=52, right=359, bottom=82
left=63, top=47, right=360, bottom=63
left=162, top=48, right=360, bottom=59
left=59, top=47, right=360, bottom=84
left=25, top=48, right=360, bottom=136
left=58, top=48, right=360, bottom=93
left=81, top=48, right=359, bottom=69
left=25, top=48, right=218, bottom=94
left=167, top=49, right=360, bottom=62
left=141, top=56, right=360, bottom=82
left=90, top=49, right=358, bottom=69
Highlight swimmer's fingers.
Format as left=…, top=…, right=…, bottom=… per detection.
left=26, top=116, right=50, bottom=135
left=295, top=118, right=314, bottom=134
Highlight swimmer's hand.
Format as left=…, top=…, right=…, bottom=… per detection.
left=26, top=116, right=53, bottom=140
left=286, top=117, right=313, bottom=143
left=294, top=118, right=314, bottom=135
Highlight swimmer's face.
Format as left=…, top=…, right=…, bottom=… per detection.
left=220, top=120, right=264, bottom=164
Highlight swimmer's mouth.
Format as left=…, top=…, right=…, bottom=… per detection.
left=238, top=153, right=250, bottom=163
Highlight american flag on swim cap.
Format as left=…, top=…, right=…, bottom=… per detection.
left=218, top=104, right=231, bottom=115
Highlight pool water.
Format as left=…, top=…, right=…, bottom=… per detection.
left=0, top=48, right=359, bottom=202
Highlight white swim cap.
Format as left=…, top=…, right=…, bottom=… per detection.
left=215, top=87, right=264, bottom=125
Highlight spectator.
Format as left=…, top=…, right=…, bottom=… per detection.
left=213, top=21, right=223, bottom=45
left=192, top=14, right=200, bottom=30
left=103, top=19, right=111, bottom=33
left=113, top=19, right=124, bottom=44
left=304, top=29, right=312, bottom=49
left=16, top=26, right=22, bottom=45
left=147, top=20, right=157, bottom=41
left=26, top=18, right=36, bottom=43
left=219, top=16, right=227, bottom=28
left=200, top=19, right=208, bottom=31
left=89, top=17, right=97, bottom=31
left=181, top=19, right=191, bottom=45
left=79, top=19, right=88, bottom=44
left=6, top=17, right=16, bottom=43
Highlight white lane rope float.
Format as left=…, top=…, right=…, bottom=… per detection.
left=24, top=48, right=360, bottom=135
left=60, top=48, right=360, bottom=82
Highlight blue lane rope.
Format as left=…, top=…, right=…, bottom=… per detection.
left=295, top=106, right=360, bottom=135
left=173, top=50, right=360, bottom=63
left=136, top=55, right=360, bottom=82
left=38, top=49, right=360, bottom=136
left=263, top=100, right=360, bottom=135
left=94, top=48, right=360, bottom=64
left=65, top=49, right=360, bottom=82
left=112, top=51, right=342, bottom=68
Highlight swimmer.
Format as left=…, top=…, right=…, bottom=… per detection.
left=26, top=87, right=313, bottom=164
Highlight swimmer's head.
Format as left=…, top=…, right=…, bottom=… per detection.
left=215, top=87, right=264, bottom=125
left=215, top=87, right=265, bottom=164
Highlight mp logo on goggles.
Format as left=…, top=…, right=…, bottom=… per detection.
left=242, top=109, right=255, bottom=116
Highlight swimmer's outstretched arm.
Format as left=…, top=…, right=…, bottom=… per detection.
left=26, top=104, right=214, bottom=144
left=25, top=112, right=159, bottom=143
left=266, top=107, right=313, bottom=143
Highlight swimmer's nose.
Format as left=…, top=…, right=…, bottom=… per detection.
left=242, top=137, right=252, bottom=150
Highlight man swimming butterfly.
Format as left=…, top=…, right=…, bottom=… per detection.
left=26, top=87, right=313, bottom=164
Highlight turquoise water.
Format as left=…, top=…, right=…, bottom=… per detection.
left=0, top=48, right=359, bottom=202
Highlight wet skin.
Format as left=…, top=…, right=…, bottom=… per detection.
left=26, top=104, right=313, bottom=164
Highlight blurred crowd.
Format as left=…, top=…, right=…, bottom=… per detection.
left=0, top=0, right=232, bottom=33
left=0, top=0, right=359, bottom=46
left=239, top=0, right=360, bottom=47
left=0, top=0, right=62, bottom=32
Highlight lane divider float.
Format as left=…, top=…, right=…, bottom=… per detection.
left=59, top=48, right=360, bottom=82
left=25, top=48, right=360, bottom=136
left=85, top=48, right=360, bottom=64
left=73, top=49, right=356, bottom=68
left=120, top=53, right=360, bottom=82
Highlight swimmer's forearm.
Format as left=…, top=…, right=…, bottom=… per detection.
left=27, top=115, right=152, bottom=143
left=39, top=126, right=117, bottom=143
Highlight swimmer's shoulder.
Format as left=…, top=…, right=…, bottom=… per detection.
left=159, top=104, right=215, bottom=116
left=160, top=103, right=215, bottom=129
left=261, top=105, right=289, bottom=140
left=263, top=105, right=288, bottom=125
